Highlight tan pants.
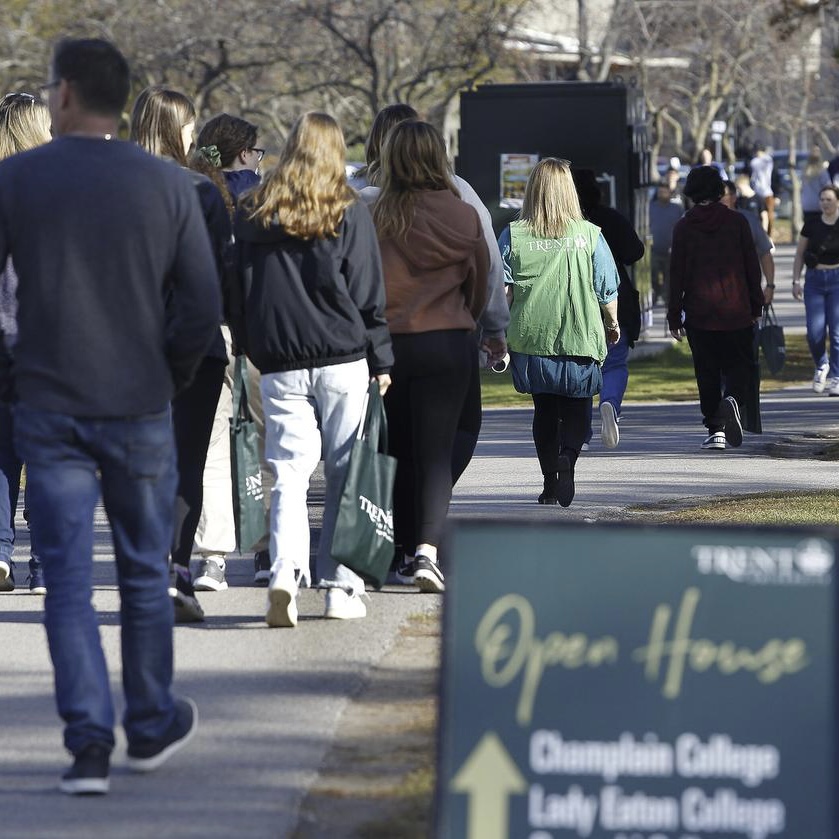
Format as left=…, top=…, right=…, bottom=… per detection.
left=193, top=330, right=272, bottom=556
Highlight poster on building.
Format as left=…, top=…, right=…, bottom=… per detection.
left=436, top=520, right=838, bottom=839
left=500, top=153, right=539, bottom=209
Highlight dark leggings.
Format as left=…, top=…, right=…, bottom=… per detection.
left=171, top=356, right=226, bottom=568
left=385, top=330, right=472, bottom=552
left=451, top=345, right=481, bottom=485
left=531, top=394, right=592, bottom=474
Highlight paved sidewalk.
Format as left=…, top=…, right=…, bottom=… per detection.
left=3, top=245, right=833, bottom=838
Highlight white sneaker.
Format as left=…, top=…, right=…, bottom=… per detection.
left=701, top=432, right=726, bottom=450
left=324, top=588, right=367, bottom=620
left=828, top=377, right=839, bottom=397
left=266, top=566, right=299, bottom=628
left=813, top=363, right=830, bottom=393
left=599, top=401, right=620, bottom=449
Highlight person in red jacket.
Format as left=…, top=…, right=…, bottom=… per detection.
left=668, top=166, right=763, bottom=451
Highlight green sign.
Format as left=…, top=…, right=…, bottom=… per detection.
left=437, top=522, right=837, bottom=839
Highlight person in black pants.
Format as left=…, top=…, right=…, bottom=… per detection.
left=667, top=166, right=763, bottom=450
left=371, top=121, right=489, bottom=592
left=131, top=86, right=232, bottom=621
left=386, top=330, right=473, bottom=577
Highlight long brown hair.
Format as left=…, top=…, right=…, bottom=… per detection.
left=130, top=85, right=195, bottom=166
left=244, top=111, right=354, bottom=239
left=372, top=120, right=458, bottom=242
left=364, top=103, right=418, bottom=187
left=520, top=158, right=583, bottom=239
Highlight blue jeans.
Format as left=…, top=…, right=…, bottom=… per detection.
left=804, top=266, right=839, bottom=377
left=13, top=404, right=179, bottom=755
left=585, top=332, right=630, bottom=443
left=0, top=402, right=21, bottom=566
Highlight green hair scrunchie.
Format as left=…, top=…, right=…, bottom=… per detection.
left=196, top=144, right=222, bottom=168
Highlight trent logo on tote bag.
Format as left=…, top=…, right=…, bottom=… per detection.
left=358, top=494, right=393, bottom=543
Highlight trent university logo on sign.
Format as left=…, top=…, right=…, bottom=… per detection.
left=693, top=539, right=833, bottom=586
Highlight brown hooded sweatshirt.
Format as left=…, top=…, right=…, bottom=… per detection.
left=377, top=189, right=489, bottom=334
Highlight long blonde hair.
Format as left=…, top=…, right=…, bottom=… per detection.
left=130, top=85, right=195, bottom=166
left=521, top=158, right=583, bottom=239
left=0, top=93, right=51, bottom=160
left=245, top=111, right=354, bottom=239
left=372, top=120, right=458, bottom=241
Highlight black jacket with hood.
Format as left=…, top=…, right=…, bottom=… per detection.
left=668, top=201, right=763, bottom=333
left=232, top=199, right=392, bottom=375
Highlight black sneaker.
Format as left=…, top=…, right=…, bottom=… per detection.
left=127, top=697, right=198, bottom=773
left=27, top=557, right=46, bottom=595
left=168, top=565, right=205, bottom=623
left=59, top=743, right=110, bottom=795
left=722, top=396, right=743, bottom=448
left=0, top=558, right=14, bottom=592
left=253, top=550, right=271, bottom=586
left=393, top=557, right=417, bottom=585
left=414, top=556, right=445, bottom=593
left=193, top=557, right=228, bottom=592
left=557, top=455, right=575, bottom=507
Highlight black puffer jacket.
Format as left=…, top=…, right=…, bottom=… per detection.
left=233, top=200, right=392, bottom=375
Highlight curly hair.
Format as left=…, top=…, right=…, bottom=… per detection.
left=243, top=111, right=354, bottom=240
left=683, top=165, right=725, bottom=204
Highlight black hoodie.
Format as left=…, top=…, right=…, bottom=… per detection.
left=668, top=201, right=763, bottom=332
left=233, top=200, right=392, bottom=375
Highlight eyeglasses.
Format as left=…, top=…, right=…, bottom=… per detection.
left=38, top=80, right=61, bottom=101
left=249, top=147, right=265, bottom=162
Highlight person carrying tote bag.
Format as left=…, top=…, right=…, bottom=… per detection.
left=233, top=112, right=392, bottom=627
left=331, top=380, right=397, bottom=589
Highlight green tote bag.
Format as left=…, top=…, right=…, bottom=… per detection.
left=230, top=355, right=265, bottom=553
left=330, top=380, right=397, bottom=590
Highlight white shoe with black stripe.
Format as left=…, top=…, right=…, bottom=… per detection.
left=414, top=556, right=445, bottom=593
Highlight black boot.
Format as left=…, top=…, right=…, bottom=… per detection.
left=538, top=473, right=559, bottom=505
left=557, top=452, right=576, bottom=507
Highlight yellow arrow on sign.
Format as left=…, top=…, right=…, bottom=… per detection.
left=451, top=732, right=527, bottom=839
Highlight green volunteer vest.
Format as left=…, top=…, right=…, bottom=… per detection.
left=506, top=219, right=607, bottom=363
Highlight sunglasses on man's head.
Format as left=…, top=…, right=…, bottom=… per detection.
left=0, top=92, right=38, bottom=109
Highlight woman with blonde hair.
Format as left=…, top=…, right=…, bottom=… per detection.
left=130, top=85, right=232, bottom=622
left=498, top=158, right=620, bottom=506
left=234, top=111, right=392, bottom=626
left=372, top=120, right=488, bottom=592
left=0, top=92, right=51, bottom=593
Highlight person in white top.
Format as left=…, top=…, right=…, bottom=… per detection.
left=749, top=145, right=775, bottom=236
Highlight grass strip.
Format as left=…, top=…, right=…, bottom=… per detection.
left=481, top=333, right=815, bottom=407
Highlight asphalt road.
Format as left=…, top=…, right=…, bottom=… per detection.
left=3, top=246, right=836, bottom=839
